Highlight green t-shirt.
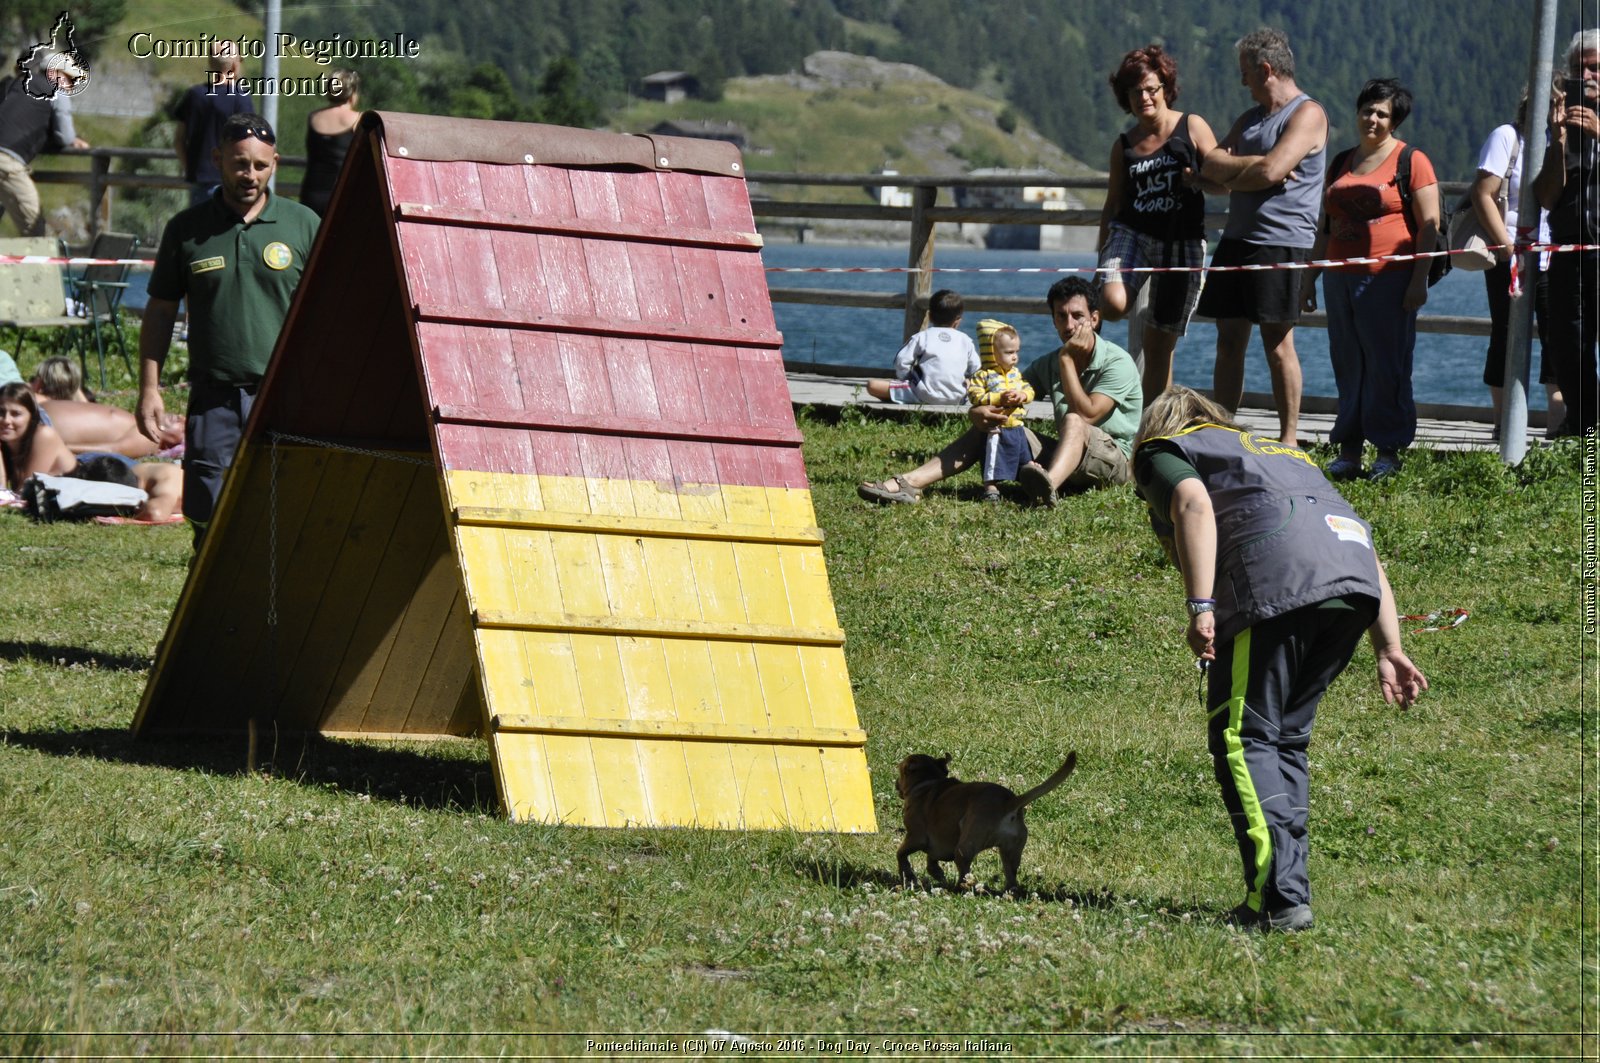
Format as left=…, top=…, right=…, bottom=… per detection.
left=1021, top=333, right=1143, bottom=456
left=147, top=191, right=320, bottom=388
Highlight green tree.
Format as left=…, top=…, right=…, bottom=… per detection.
left=534, top=56, right=602, bottom=128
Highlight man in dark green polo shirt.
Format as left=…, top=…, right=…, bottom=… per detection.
left=136, top=112, right=319, bottom=546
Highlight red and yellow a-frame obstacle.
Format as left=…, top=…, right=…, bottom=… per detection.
left=133, top=112, right=876, bottom=834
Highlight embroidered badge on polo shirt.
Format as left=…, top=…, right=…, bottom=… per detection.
left=262, top=242, right=294, bottom=270
left=191, top=256, right=225, bottom=274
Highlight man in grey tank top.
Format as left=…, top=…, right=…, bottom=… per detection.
left=1197, top=27, right=1328, bottom=447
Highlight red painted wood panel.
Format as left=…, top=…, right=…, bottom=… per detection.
left=626, top=241, right=684, bottom=327
left=535, top=233, right=596, bottom=318
left=510, top=330, right=571, bottom=418
left=489, top=229, right=545, bottom=312
left=700, top=174, right=756, bottom=231
left=525, top=166, right=577, bottom=222
left=397, top=222, right=452, bottom=312
left=436, top=422, right=804, bottom=491
left=602, top=337, right=661, bottom=422
left=528, top=428, right=583, bottom=479
left=581, top=238, right=642, bottom=322
left=464, top=324, right=524, bottom=413
left=446, top=227, right=505, bottom=310
left=658, top=171, right=713, bottom=232
left=385, top=156, right=438, bottom=206
left=667, top=440, right=719, bottom=486
left=717, top=250, right=777, bottom=332
left=613, top=169, right=667, bottom=231
left=645, top=341, right=704, bottom=427
left=672, top=247, right=730, bottom=331
left=479, top=161, right=534, bottom=217
left=557, top=332, right=615, bottom=420
left=431, top=160, right=487, bottom=211
left=567, top=170, right=622, bottom=223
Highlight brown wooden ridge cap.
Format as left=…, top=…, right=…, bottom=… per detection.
left=359, top=111, right=747, bottom=179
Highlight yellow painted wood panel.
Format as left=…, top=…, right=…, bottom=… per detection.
left=820, top=747, right=877, bottom=831
left=532, top=734, right=606, bottom=825
left=613, top=636, right=675, bottom=719
left=750, top=643, right=812, bottom=728
left=795, top=646, right=860, bottom=730
left=317, top=477, right=451, bottom=732
left=547, top=531, right=610, bottom=616
left=494, top=734, right=874, bottom=831
left=595, top=534, right=659, bottom=618
left=765, top=487, right=819, bottom=530
left=493, top=733, right=558, bottom=821
left=636, top=740, right=697, bottom=825
left=361, top=531, right=463, bottom=732
left=732, top=542, right=792, bottom=627
left=587, top=735, right=650, bottom=827
left=278, top=455, right=429, bottom=727
left=567, top=632, right=629, bottom=720
left=688, top=540, right=748, bottom=624
left=400, top=588, right=478, bottom=734
left=724, top=743, right=790, bottom=829
left=777, top=545, right=839, bottom=629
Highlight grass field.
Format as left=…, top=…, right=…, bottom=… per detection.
left=0, top=396, right=1592, bottom=1058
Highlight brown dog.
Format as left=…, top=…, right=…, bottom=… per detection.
left=895, top=751, right=1077, bottom=892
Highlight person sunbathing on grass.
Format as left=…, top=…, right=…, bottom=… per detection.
left=30, top=357, right=184, bottom=460
left=67, top=453, right=184, bottom=523
left=0, top=381, right=77, bottom=491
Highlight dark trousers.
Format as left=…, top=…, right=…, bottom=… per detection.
left=1206, top=601, right=1375, bottom=913
left=185, top=382, right=257, bottom=548
left=1481, top=261, right=1550, bottom=388
left=1324, top=270, right=1417, bottom=452
left=1547, top=248, right=1600, bottom=434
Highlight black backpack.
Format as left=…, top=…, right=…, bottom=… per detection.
left=1330, top=144, right=1451, bottom=286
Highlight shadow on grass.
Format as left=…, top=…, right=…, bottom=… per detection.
left=790, top=854, right=1227, bottom=919
left=0, top=725, right=498, bottom=812
left=0, top=639, right=153, bottom=672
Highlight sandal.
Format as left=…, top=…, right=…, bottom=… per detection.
left=980, top=487, right=1002, bottom=504
left=857, top=477, right=923, bottom=505
left=1017, top=462, right=1056, bottom=508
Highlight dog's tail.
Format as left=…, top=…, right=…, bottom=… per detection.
left=1003, top=751, right=1077, bottom=815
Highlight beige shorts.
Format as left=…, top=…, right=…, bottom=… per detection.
left=1035, top=422, right=1131, bottom=489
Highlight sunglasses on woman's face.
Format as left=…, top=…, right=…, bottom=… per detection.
left=224, top=119, right=276, bottom=145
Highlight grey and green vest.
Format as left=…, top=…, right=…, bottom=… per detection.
left=1154, top=425, right=1382, bottom=642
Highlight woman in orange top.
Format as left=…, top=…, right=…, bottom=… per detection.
left=1300, top=79, right=1440, bottom=482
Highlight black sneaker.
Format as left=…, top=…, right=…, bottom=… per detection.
left=1263, top=903, right=1314, bottom=932
left=1222, top=903, right=1261, bottom=929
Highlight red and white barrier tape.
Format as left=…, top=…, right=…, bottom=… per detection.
left=0, top=255, right=156, bottom=267
left=4, top=241, right=1597, bottom=273
left=762, top=243, right=1600, bottom=274
left=1399, top=608, right=1469, bottom=633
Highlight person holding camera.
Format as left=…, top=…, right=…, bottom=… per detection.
left=1534, top=29, right=1600, bottom=436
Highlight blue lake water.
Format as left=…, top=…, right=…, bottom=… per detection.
left=764, top=243, right=1547, bottom=410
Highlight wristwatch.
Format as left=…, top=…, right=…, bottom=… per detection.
left=1186, top=597, right=1216, bottom=617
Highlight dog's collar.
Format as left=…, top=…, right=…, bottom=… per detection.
left=907, top=779, right=945, bottom=798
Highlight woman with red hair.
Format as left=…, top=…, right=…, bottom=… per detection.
left=1097, top=45, right=1219, bottom=403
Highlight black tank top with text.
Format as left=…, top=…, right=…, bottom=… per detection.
left=1113, top=113, right=1206, bottom=241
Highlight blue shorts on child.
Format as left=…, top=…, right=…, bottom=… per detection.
left=983, top=425, right=1032, bottom=483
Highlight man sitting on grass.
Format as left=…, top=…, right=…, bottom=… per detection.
left=857, top=277, right=1143, bottom=506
